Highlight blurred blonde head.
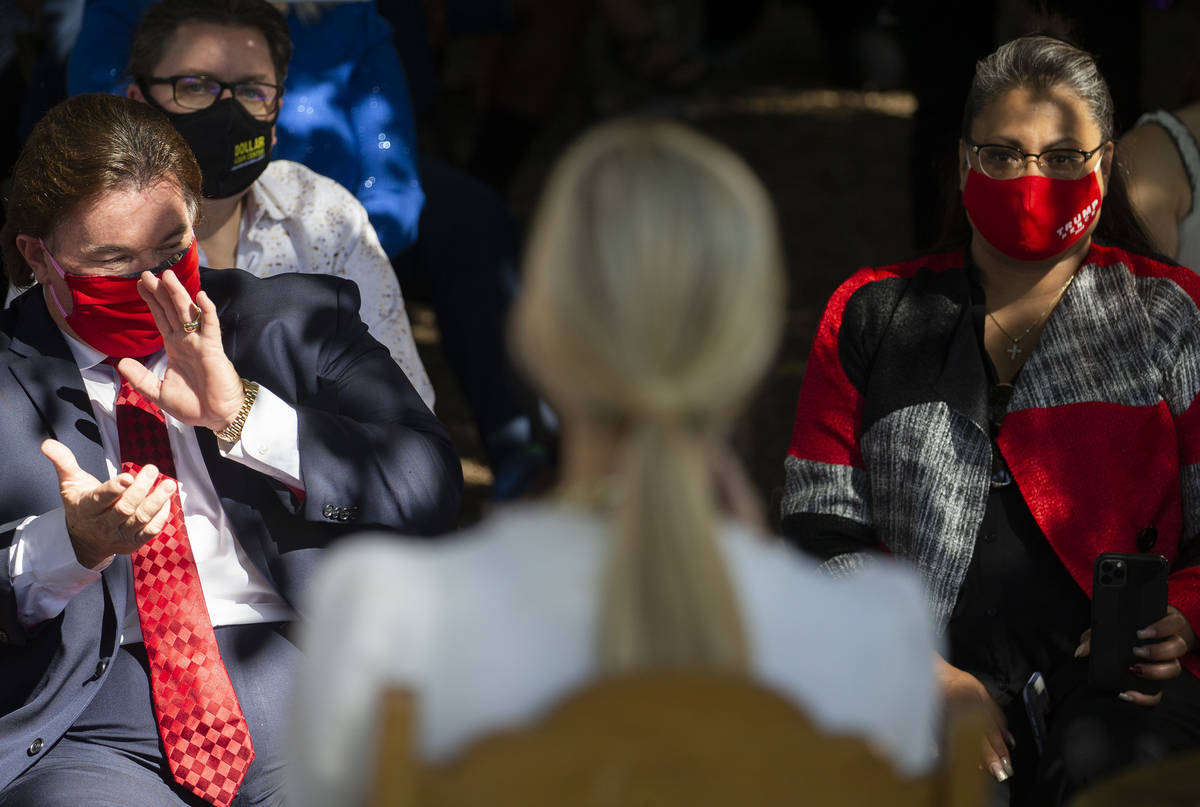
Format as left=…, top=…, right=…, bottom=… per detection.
left=513, top=118, right=786, bottom=673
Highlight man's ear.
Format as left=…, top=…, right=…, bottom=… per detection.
left=15, top=234, right=50, bottom=282
left=127, top=83, right=146, bottom=102
left=17, top=234, right=73, bottom=315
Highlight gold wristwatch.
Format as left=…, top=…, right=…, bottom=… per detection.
left=215, top=379, right=259, bottom=443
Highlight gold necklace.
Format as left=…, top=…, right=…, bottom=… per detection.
left=988, top=271, right=1078, bottom=361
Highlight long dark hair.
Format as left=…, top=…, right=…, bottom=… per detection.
left=940, top=34, right=1158, bottom=257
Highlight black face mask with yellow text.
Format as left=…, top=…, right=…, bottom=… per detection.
left=152, top=96, right=274, bottom=199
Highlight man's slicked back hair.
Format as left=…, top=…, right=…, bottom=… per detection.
left=1, top=93, right=203, bottom=287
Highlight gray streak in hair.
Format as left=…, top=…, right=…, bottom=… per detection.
left=962, top=35, right=1114, bottom=142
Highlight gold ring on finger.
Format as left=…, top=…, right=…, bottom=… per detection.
left=182, top=303, right=201, bottom=334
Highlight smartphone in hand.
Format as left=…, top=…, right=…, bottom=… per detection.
left=1022, top=671, right=1049, bottom=756
left=1088, top=553, right=1168, bottom=693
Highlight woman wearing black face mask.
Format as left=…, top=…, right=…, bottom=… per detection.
left=782, top=33, right=1200, bottom=806
left=120, top=0, right=436, bottom=413
left=138, top=77, right=276, bottom=201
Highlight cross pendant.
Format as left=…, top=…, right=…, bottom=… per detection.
left=1006, top=342, right=1022, bottom=360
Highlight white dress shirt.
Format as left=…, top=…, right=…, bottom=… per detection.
left=201, top=159, right=435, bottom=411
left=7, top=331, right=298, bottom=643
left=289, top=504, right=942, bottom=807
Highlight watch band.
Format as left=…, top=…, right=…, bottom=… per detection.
left=215, top=379, right=259, bottom=444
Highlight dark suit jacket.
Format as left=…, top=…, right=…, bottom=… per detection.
left=0, top=268, right=462, bottom=790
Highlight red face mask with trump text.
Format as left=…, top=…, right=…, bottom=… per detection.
left=962, top=167, right=1103, bottom=262
left=39, top=237, right=201, bottom=358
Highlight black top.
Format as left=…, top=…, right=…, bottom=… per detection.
left=946, top=269, right=1092, bottom=707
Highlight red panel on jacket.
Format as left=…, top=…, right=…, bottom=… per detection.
left=1000, top=400, right=1200, bottom=677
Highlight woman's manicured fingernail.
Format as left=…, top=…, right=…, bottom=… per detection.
left=1128, top=664, right=1143, bottom=676
left=1137, top=627, right=1155, bottom=639
left=990, top=762, right=1009, bottom=782
left=1118, top=691, right=1135, bottom=702
left=1132, top=645, right=1149, bottom=658
left=1074, top=644, right=1085, bottom=658
left=1003, top=729, right=1017, bottom=748
left=1002, top=757, right=1014, bottom=777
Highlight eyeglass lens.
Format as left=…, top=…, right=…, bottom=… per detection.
left=977, top=146, right=1090, bottom=180
left=147, top=249, right=187, bottom=274
left=174, top=76, right=277, bottom=116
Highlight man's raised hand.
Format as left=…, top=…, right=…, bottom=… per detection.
left=118, top=267, right=244, bottom=434
left=41, top=439, right=175, bottom=569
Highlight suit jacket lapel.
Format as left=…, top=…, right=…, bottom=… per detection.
left=201, top=268, right=239, bottom=362
left=5, top=292, right=107, bottom=480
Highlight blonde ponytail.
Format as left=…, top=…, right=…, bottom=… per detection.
left=513, top=118, right=784, bottom=674
left=602, top=418, right=749, bottom=671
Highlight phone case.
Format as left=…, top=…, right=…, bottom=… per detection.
left=1022, top=671, right=1049, bottom=756
left=1088, top=553, right=1169, bottom=693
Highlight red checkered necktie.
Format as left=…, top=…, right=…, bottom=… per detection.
left=107, top=360, right=254, bottom=807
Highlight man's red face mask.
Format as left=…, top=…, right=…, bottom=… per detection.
left=39, top=237, right=201, bottom=358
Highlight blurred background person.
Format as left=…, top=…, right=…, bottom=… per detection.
left=287, top=117, right=941, bottom=807
left=1122, top=99, right=1200, bottom=268
left=782, top=32, right=1200, bottom=805
left=0, top=0, right=88, bottom=306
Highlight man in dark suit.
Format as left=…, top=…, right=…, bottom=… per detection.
left=0, top=93, right=462, bottom=806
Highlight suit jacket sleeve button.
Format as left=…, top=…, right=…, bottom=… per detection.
left=95, top=659, right=109, bottom=677
left=27, top=738, right=43, bottom=756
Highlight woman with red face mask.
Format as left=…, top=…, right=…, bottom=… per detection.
left=782, top=33, right=1200, bottom=806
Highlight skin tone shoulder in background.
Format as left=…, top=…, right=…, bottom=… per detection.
left=1121, top=102, right=1200, bottom=259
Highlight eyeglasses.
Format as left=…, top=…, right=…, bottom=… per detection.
left=42, top=239, right=188, bottom=279
left=143, top=75, right=282, bottom=118
left=94, top=249, right=187, bottom=278
left=968, top=140, right=1108, bottom=181
left=134, top=247, right=189, bottom=278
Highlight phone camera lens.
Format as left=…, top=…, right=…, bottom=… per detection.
left=1100, top=573, right=1113, bottom=585
left=1100, top=560, right=1114, bottom=573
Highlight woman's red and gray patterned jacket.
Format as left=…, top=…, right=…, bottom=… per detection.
left=783, top=242, right=1200, bottom=678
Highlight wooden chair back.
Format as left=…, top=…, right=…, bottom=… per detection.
left=1067, top=749, right=1200, bottom=807
left=370, top=671, right=988, bottom=807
